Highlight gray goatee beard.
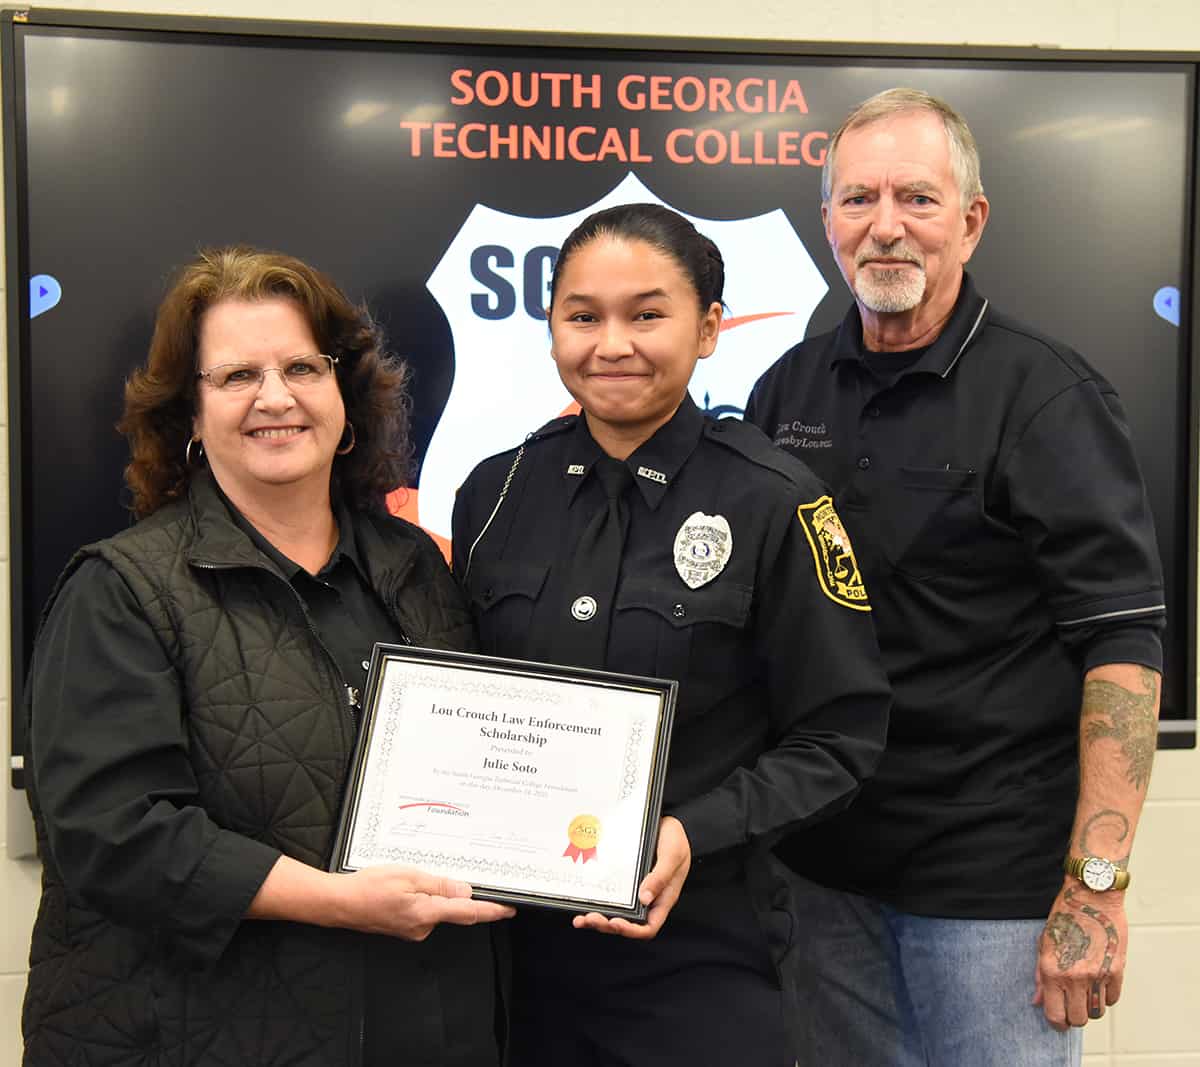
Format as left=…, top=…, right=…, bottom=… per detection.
left=853, top=248, right=926, bottom=313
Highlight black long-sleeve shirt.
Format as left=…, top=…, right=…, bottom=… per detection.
left=30, top=491, right=499, bottom=1066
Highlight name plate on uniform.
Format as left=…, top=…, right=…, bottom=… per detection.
left=330, top=645, right=677, bottom=920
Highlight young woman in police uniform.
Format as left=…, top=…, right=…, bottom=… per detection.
left=451, top=204, right=890, bottom=1066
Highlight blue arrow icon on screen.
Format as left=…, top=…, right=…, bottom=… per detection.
left=30, top=274, right=62, bottom=318
left=1153, top=285, right=1180, bottom=327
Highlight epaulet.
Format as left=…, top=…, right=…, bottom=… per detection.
left=527, top=414, right=578, bottom=442
left=470, top=414, right=577, bottom=473
left=702, top=417, right=820, bottom=488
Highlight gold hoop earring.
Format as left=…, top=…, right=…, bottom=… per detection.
left=336, top=421, right=356, bottom=456
left=185, top=436, right=204, bottom=466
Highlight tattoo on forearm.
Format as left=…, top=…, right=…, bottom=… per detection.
left=1079, top=809, right=1131, bottom=867
left=1082, top=668, right=1159, bottom=790
left=1065, top=887, right=1119, bottom=982
left=1045, top=912, right=1091, bottom=971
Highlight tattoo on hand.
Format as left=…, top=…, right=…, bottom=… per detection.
left=1045, top=912, right=1092, bottom=971
left=1082, top=668, right=1159, bottom=789
left=1065, top=887, right=1119, bottom=982
left=1079, top=809, right=1131, bottom=867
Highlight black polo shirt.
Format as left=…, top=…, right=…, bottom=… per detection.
left=745, top=273, right=1165, bottom=918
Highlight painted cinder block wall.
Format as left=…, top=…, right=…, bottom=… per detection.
left=2, top=2, right=1198, bottom=1064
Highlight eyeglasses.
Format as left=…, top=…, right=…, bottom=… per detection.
left=196, top=354, right=339, bottom=392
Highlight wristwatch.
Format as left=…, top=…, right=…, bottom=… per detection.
left=1063, top=855, right=1130, bottom=892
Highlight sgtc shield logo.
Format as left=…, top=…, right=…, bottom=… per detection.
left=416, top=171, right=828, bottom=544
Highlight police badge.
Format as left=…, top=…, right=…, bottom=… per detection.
left=673, top=512, right=732, bottom=589
left=796, top=495, right=870, bottom=611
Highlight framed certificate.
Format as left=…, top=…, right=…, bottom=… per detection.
left=330, top=645, right=678, bottom=920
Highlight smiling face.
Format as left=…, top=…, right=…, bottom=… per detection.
left=823, top=110, right=988, bottom=346
left=548, top=236, right=722, bottom=458
left=192, top=296, right=346, bottom=505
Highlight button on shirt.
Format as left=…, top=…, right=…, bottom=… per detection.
left=745, top=274, right=1166, bottom=917
left=452, top=395, right=891, bottom=864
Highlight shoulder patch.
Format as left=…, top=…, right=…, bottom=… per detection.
left=796, top=495, right=870, bottom=612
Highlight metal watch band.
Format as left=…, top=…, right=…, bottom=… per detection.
left=1063, top=855, right=1131, bottom=891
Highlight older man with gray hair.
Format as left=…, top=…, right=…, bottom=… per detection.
left=746, top=88, right=1165, bottom=1065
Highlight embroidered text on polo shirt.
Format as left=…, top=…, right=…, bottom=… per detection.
left=770, top=417, right=833, bottom=450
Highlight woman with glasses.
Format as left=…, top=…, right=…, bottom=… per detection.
left=22, top=247, right=512, bottom=1067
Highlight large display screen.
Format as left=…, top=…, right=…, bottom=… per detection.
left=4, top=15, right=1196, bottom=785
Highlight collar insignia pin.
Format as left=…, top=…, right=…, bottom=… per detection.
left=636, top=466, right=668, bottom=485
left=673, top=512, right=732, bottom=589
left=566, top=464, right=586, bottom=476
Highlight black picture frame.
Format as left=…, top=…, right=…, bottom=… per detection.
left=329, top=644, right=678, bottom=920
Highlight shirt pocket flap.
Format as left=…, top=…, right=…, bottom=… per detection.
left=616, top=576, right=753, bottom=630
left=469, top=561, right=549, bottom=611
left=900, top=466, right=978, bottom=491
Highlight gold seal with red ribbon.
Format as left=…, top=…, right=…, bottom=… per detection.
left=563, top=814, right=601, bottom=863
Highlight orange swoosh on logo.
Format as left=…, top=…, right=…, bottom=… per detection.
left=386, top=486, right=453, bottom=562
left=720, top=312, right=793, bottom=332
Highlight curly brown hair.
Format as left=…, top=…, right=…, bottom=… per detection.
left=119, top=246, right=412, bottom=518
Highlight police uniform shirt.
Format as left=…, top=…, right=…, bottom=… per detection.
left=745, top=272, right=1166, bottom=918
left=452, top=394, right=891, bottom=864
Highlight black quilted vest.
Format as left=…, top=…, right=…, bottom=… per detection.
left=22, top=474, right=493, bottom=1066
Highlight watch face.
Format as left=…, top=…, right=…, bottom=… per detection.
left=1082, top=857, right=1117, bottom=891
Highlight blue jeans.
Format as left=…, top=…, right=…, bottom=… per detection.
left=775, top=873, right=1083, bottom=1067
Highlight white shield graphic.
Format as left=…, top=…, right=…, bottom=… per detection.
left=421, top=171, right=828, bottom=542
